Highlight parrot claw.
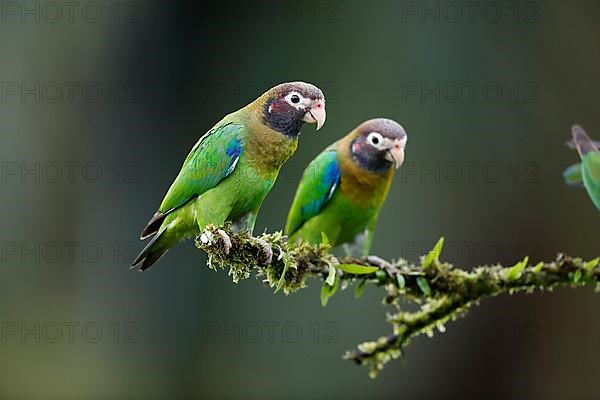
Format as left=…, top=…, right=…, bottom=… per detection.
left=217, top=229, right=232, bottom=255
left=256, top=238, right=273, bottom=265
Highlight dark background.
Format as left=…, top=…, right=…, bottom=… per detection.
left=1, top=0, right=600, bottom=399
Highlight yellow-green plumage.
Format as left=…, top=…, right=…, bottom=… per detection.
left=134, top=82, right=325, bottom=270
left=286, top=118, right=406, bottom=256
left=582, top=152, right=600, bottom=210
left=159, top=111, right=299, bottom=238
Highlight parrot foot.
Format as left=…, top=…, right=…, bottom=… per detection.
left=217, top=229, right=232, bottom=255
left=256, top=238, right=273, bottom=265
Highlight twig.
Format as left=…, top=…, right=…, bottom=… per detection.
left=195, top=225, right=600, bottom=378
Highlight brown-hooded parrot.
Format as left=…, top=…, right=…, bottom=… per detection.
left=285, top=118, right=407, bottom=256
left=133, top=82, right=326, bottom=270
left=564, top=125, right=600, bottom=211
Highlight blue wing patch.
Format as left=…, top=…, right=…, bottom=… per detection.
left=158, top=122, right=245, bottom=214
left=285, top=148, right=341, bottom=235
left=225, top=139, right=242, bottom=175
left=301, top=157, right=340, bottom=219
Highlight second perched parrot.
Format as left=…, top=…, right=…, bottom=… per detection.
left=563, top=125, right=600, bottom=211
left=285, top=118, right=407, bottom=256
left=133, top=82, right=326, bottom=270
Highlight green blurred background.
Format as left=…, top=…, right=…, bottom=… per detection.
left=1, top=0, right=600, bottom=398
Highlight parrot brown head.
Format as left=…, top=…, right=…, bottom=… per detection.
left=349, top=118, right=407, bottom=173
left=259, top=82, right=326, bottom=137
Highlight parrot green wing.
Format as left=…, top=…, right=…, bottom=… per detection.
left=563, top=163, right=584, bottom=187
left=582, top=152, right=600, bottom=210
left=584, top=152, right=600, bottom=181
left=285, top=144, right=341, bottom=236
left=159, top=122, right=244, bottom=213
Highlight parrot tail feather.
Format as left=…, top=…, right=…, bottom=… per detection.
left=132, top=227, right=172, bottom=271
left=140, top=212, right=167, bottom=240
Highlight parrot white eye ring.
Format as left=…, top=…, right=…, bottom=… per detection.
left=285, top=91, right=308, bottom=108
left=367, top=132, right=384, bottom=148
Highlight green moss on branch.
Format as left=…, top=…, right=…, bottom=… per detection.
left=195, top=225, right=600, bottom=378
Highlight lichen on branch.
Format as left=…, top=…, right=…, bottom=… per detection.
left=195, top=225, right=600, bottom=378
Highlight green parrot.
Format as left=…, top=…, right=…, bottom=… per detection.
left=133, top=82, right=326, bottom=270
left=563, top=125, right=600, bottom=211
left=285, top=118, right=407, bottom=256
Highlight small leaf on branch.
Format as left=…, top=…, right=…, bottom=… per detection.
left=338, top=264, right=379, bottom=275
left=532, top=261, right=544, bottom=273
left=321, top=275, right=340, bottom=306
left=320, top=285, right=329, bottom=306
left=423, top=237, right=445, bottom=268
left=416, top=276, right=431, bottom=296
left=396, top=274, right=405, bottom=289
left=584, top=257, right=600, bottom=272
left=504, top=256, right=529, bottom=281
left=355, top=280, right=366, bottom=299
left=570, top=269, right=582, bottom=284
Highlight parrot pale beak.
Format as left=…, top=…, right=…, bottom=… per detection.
left=384, top=139, right=406, bottom=169
left=302, top=100, right=326, bottom=130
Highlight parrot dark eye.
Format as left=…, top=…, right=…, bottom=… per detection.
left=291, top=95, right=300, bottom=104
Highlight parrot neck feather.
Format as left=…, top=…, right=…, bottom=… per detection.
left=232, top=105, right=299, bottom=174
left=337, top=133, right=394, bottom=207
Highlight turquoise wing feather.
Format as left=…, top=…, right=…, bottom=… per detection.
left=159, top=122, right=244, bottom=213
left=285, top=144, right=341, bottom=236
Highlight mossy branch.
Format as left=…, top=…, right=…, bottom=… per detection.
left=195, top=225, right=600, bottom=378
